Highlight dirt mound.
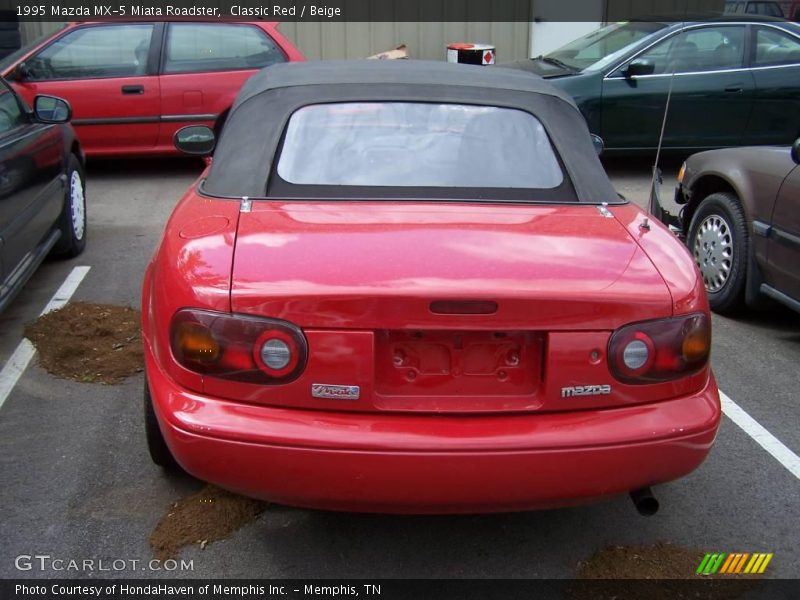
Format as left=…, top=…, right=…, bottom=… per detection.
left=577, top=542, right=704, bottom=579
left=25, top=302, right=143, bottom=384
left=149, top=485, right=266, bottom=560
left=567, top=543, right=757, bottom=600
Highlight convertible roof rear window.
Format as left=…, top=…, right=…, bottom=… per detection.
left=275, top=102, right=565, bottom=191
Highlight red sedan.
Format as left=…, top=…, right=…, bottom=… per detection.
left=142, top=60, right=720, bottom=514
left=0, top=21, right=304, bottom=157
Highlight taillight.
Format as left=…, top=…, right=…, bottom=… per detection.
left=608, top=313, right=710, bottom=384
left=170, top=309, right=307, bottom=384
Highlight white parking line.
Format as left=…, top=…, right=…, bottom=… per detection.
left=0, top=266, right=90, bottom=411
left=721, top=391, right=800, bottom=481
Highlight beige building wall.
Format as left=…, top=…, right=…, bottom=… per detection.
left=276, top=21, right=531, bottom=62
left=605, top=0, right=724, bottom=19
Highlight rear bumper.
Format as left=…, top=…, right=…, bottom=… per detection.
left=146, top=346, right=721, bottom=514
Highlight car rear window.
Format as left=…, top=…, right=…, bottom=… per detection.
left=275, top=102, right=565, bottom=193
left=164, top=23, right=287, bottom=74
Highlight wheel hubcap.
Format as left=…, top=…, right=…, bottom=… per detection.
left=693, top=214, right=733, bottom=293
left=70, top=171, right=85, bottom=241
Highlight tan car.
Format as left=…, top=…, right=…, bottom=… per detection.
left=664, top=138, right=800, bottom=314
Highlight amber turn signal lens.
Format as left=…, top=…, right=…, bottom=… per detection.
left=682, top=321, right=710, bottom=363
left=677, top=162, right=686, bottom=184
left=174, top=322, right=219, bottom=362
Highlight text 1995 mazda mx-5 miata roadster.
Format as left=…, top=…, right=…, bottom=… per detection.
left=142, top=60, right=720, bottom=514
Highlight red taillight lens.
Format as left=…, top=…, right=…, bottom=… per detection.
left=608, top=313, right=710, bottom=384
left=170, top=309, right=307, bottom=384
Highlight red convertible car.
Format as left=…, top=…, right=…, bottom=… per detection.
left=142, top=61, right=720, bottom=514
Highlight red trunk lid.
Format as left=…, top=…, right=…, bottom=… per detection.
left=231, top=201, right=671, bottom=328
left=224, top=201, right=675, bottom=413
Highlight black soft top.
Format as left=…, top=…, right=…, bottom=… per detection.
left=234, top=59, right=580, bottom=107
left=203, top=60, right=619, bottom=204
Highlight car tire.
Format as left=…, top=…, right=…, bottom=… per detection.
left=54, top=154, right=87, bottom=258
left=144, top=379, right=183, bottom=472
left=687, top=191, right=748, bottom=314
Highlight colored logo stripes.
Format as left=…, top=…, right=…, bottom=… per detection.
left=697, top=552, right=773, bottom=575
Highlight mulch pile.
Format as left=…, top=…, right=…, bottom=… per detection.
left=567, top=542, right=758, bottom=600
left=24, top=302, right=143, bottom=384
left=576, top=542, right=705, bottom=579
left=149, top=485, right=266, bottom=560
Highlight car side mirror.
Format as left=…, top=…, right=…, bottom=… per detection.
left=792, top=137, right=800, bottom=165
left=625, top=59, right=655, bottom=79
left=33, top=95, right=71, bottom=123
left=174, top=125, right=216, bottom=156
left=590, top=134, right=604, bottom=156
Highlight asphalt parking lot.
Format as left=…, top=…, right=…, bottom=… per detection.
left=0, top=155, right=798, bottom=580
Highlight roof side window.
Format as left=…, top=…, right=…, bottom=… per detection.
left=24, top=24, right=153, bottom=80
left=634, top=25, right=745, bottom=74
left=754, top=26, right=800, bottom=66
left=164, top=23, right=287, bottom=74
left=276, top=102, right=564, bottom=190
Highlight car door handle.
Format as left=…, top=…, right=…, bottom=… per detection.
left=121, top=85, right=144, bottom=95
left=724, top=86, right=743, bottom=93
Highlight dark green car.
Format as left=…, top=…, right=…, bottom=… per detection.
left=503, top=17, right=800, bottom=152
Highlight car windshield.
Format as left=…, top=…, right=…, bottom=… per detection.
left=0, top=24, right=68, bottom=72
left=544, top=22, right=667, bottom=71
left=276, top=102, right=564, bottom=190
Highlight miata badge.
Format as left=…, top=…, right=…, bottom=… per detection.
left=311, top=384, right=361, bottom=400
